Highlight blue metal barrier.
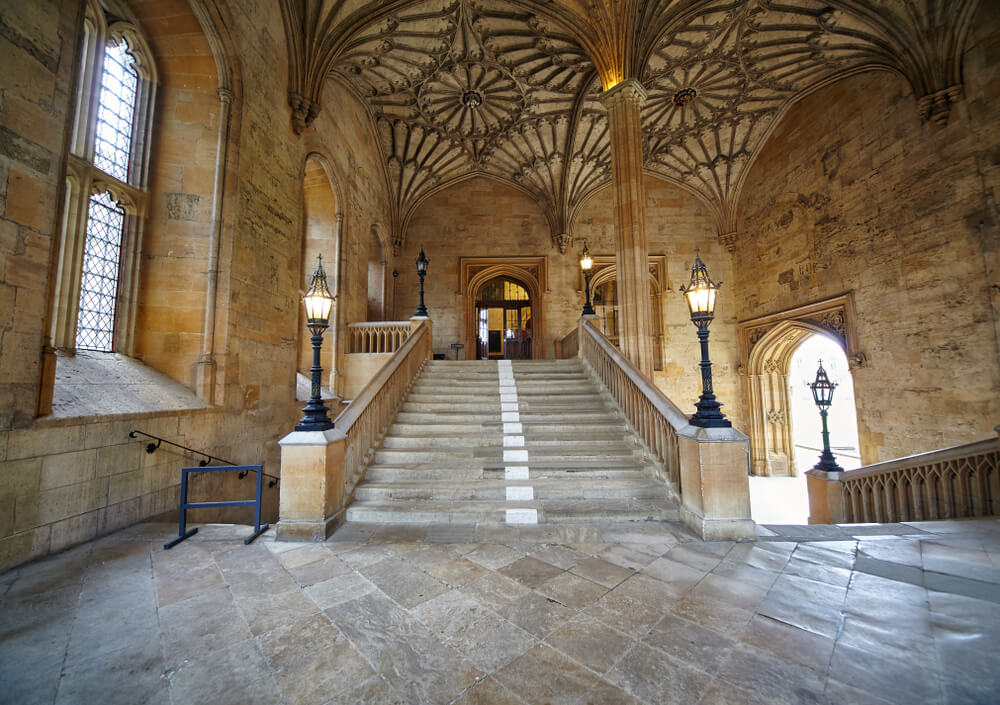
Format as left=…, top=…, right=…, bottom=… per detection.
left=164, top=465, right=270, bottom=549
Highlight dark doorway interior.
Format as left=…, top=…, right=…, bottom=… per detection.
left=476, top=277, right=532, bottom=360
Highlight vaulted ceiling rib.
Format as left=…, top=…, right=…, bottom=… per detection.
left=280, top=0, right=979, bottom=251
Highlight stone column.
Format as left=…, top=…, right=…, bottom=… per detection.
left=196, top=87, right=234, bottom=403
left=599, top=78, right=654, bottom=377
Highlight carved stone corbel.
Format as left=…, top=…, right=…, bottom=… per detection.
left=719, top=231, right=738, bottom=253
left=289, top=93, right=321, bottom=135
left=918, top=85, right=963, bottom=126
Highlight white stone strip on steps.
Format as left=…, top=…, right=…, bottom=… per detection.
left=498, top=360, right=536, bottom=524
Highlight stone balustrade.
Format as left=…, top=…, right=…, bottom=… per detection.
left=808, top=430, right=1000, bottom=524
left=577, top=319, right=754, bottom=539
left=346, top=322, right=412, bottom=354
left=553, top=325, right=579, bottom=360
left=277, top=319, right=432, bottom=540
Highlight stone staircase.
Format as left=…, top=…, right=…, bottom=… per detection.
left=345, top=359, right=678, bottom=525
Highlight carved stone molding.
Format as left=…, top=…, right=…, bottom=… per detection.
left=740, top=293, right=861, bottom=361
left=289, top=92, right=321, bottom=135
left=719, top=231, right=738, bottom=253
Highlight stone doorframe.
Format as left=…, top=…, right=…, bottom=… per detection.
left=460, top=257, right=547, bottom=360
left=738, top=293, right=867, bottom=477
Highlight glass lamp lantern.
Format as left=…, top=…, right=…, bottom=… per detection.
left=414, top=248, right=429, bottom=317
left=679, top=248, right=730, bottom=428
left=809, top=360, right=844, bottom=471
left=296, top=256, right=335, bottom=432
left=680, top=249, right=720, bottom=329
left=579, top=242, right=595, bottom=316
left=302, top=257, right=334, bottom=333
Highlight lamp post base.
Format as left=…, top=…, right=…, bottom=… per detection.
left=812, top=409, right=842, bottom=471
left=582, top=271, right=595, bottom=316
left=689, top=327, right=731, bottom=428
left=295, top=332, right=333, bottom=432
left=689, top=396, right=732, bottom=428
left=812, top=450, right=844, bottom=472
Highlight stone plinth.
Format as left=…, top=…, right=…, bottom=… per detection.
left=678, top=426, right=755, bottom=539
left=806, top=469, right=846, bottom=524
left=276, top=429, right=346, bottom=541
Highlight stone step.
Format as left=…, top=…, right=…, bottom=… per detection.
left=394, top=411, right=621, bottom=424
left=382, top=434, right=636, bottom=449
left=389, top=422, right=627, bottom=436
left=405, top=390, right=604, bottom=402
left=345, top=498, right=678, bottom=524
left=345, top=359, right=674, bottom=527
left=354, top=478, right=669, bottom=502
left=373, top=444, right=641, bottom=463
left=364, top=463, right=650, bottom=483
left=400, top=400, right=612, bottom=413
left=382, top=433, right=638, bottom=455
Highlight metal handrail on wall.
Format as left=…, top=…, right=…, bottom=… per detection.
left=128, top=429, right=279, bottom=487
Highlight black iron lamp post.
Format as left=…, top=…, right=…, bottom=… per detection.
left=809, top=360, right=844, bottom=471
left=295, top=256, right=335, bottom=432
left=414, top=248, right=429, bottom=317
left=680, top=248, right=731, bottom=428
left=580, top=242, right=595, bottom=316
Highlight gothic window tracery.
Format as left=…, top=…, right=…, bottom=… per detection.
left=52, top=1, right=157, bottom=356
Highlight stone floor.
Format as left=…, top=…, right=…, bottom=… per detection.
left=2, top=518, right=999, bottom=705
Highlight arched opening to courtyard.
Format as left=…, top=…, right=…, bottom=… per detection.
left=747, top=328, right=862, bottom=524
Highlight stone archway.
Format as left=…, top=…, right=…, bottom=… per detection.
left=587, top=260, right=665, bottom=371
left=463, top=261, right=544, bottom=360
left=739, top=294, right=867, bottom=476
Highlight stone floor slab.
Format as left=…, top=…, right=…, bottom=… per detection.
left=2, top=519, right=1000, bottom=705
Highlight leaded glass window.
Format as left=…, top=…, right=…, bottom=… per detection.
left=93, top=40, right=137, bottom=182
left=76, top=191, right=125, bottom=351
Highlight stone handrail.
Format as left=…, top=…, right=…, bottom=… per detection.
left=347, top=321, right=412, bottom=353
left=576, top=319, right=754, bottom=539
left=578, top=319, right=686, bottom=492
left=277, top=319, right=431, bottom=540
left=335, top=319, right=431, bottom=497
left=808, top=435, right=999, bottom=523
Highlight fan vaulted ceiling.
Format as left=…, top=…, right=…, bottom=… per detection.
left=279, top=0, right=977, bottom=250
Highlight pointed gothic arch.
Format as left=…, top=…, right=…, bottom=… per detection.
left=463, top=262, right=545, bottom=360
left=740, top=295, right=866, bottom=476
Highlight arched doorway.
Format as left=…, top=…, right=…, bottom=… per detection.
left=475, top=277, right=532, bottom=359
left=590, top=267, right=664, bottom=371
left=462, top=260, right=545, bottom=360
left=788, top=335, right=861, bottom=474
left=298, top=153, right=343, bottom=398
left=745, top=324, right=862, bottom=523
left=366, top=226, right=386, bottom=320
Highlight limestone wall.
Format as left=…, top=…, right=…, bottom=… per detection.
left=0, top=0, right=393, bottom=571
left=732, top=7, right=1000, bottom=462
left=397, top=178, right=560, bottom=357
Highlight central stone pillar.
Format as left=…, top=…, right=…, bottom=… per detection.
left=600, top=79, right=654, bottom=376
